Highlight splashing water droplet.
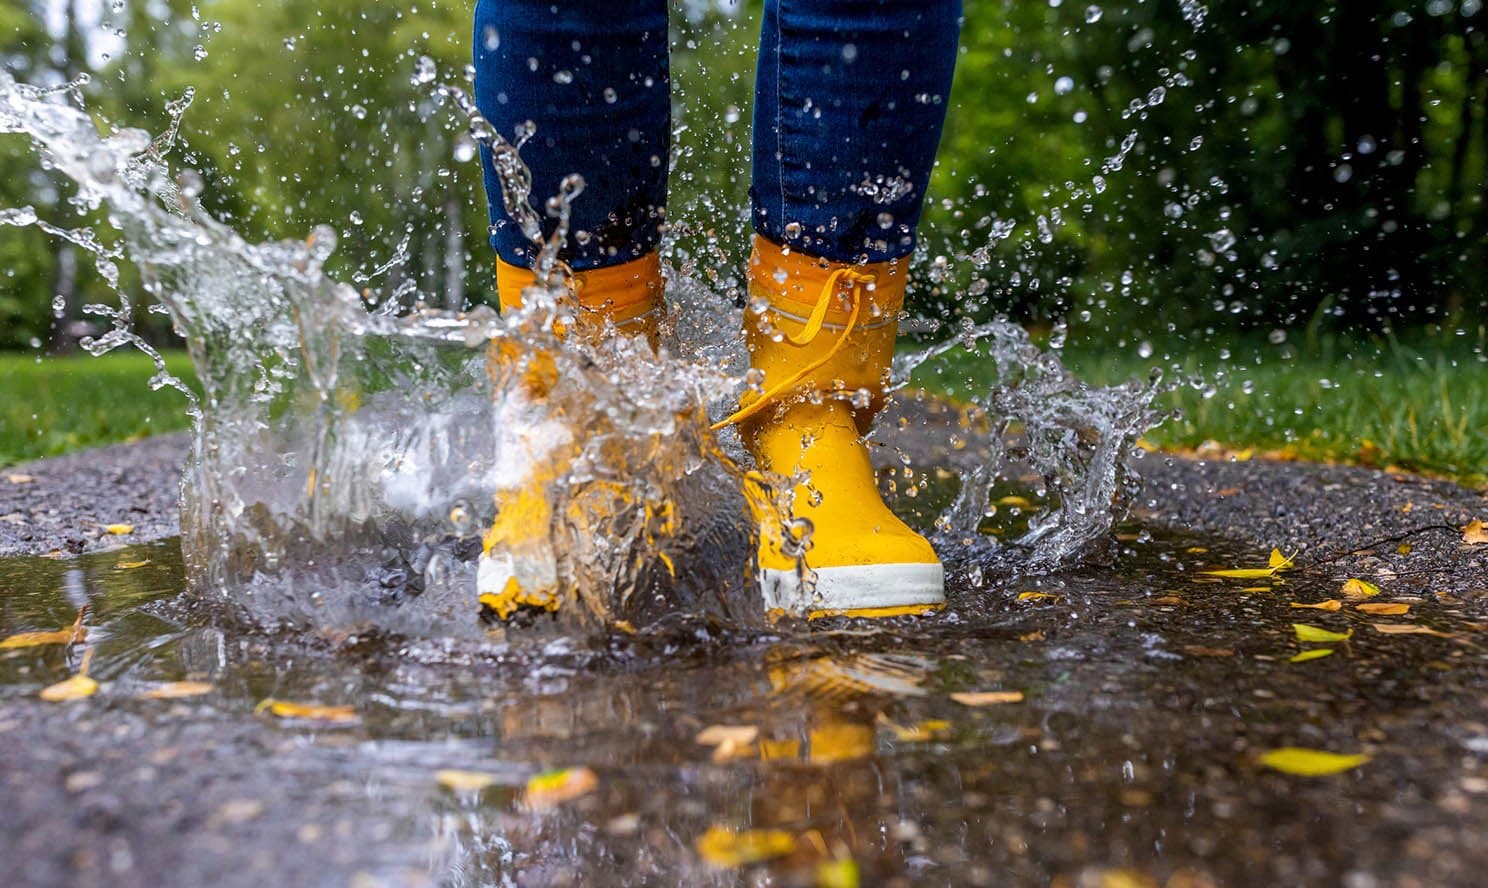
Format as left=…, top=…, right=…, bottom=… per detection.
left=412, top=55, right=437, bottom=86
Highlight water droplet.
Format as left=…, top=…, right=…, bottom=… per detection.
left=1137, top=341, right=1153, bottom=359
left=349, top=211, right=364, bottom=226
left=350, top=103, right=367, bottom=120
left=412, top=55, right=437, bottom=86
left=841, top=44, right=858, bottom=63
left=482, top=25, right=500, bottom=52
left=603, top=87, right=618, bottom=104
left=1268, top=329, right=1287, bottom=345
left=193, top=45, right=208, bottom=61
left=1085, top=5, right=1103, bottom=22
left=1333, top=163, right=1353, bottom=183
left=784, top=221, right=803, bottom=240
left=1054, top=76, right=1075, bottom=95
left=553, top=70, right=574, bottom=85
left=876, top=212, right=895, bottom=229
left=283, top=37, right=296, bottom=51
left=453, top=134, right=477, bottom=163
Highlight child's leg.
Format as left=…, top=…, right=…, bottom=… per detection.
left=473, top=0, right=670, bottom=274
left=737, top=0, right=962, bottom=616
left=751, top=0, right=962, bottom=263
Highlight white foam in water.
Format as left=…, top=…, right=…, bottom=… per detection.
left=0, top=68, right=1163, bottom=637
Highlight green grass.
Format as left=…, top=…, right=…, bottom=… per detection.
left=0, top=350, right=198, bottom=467
left=913, top=330, right=1488, bottom=485
left=5, top=333, right=1487, bottom=485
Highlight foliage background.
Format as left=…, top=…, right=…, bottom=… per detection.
left=1, top=0, right=1485, bottom=350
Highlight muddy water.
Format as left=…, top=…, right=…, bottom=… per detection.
left=4, top=506, right=1487, bottom=886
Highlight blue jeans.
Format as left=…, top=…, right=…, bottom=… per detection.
left=473, top=0, right=961, bottom=270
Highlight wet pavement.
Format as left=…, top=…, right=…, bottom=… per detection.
left=2, top=394, right=1488, bottom=887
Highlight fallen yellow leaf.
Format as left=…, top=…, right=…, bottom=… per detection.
left=696, top=725, right=760, bottom=747
left=4, top=473, right=35, bottom=484
left=1203, top=548, right=1297, bottom=579
left=435, top=769, right=497, bottom=792
left=1396, top=543, right=1412, bottom=556
left=114, top=559, right=151, bottom=569
left=103, top=523, right=134, bottom=535
left=1016, top=591, right=1061, bottom=603
left=1181, top=645, right=1234, bottom=658
left=524, top=766, right=599, bottom=809
left=695, top=725, right=760, bottom=762
left=1289, top=600, right=1342, bottom=612
left=815, top=857, right=861, bottom=888
left=950, top=690, right=1024, bottom=706
left=1, top=629, right=75, bottom=649
left=1464, top=520, right=1488, bottom=545
left=1201, top=567, right=1280, bottom=579
left=40, top=673, right=98, bottom=702
left=1257, top=747, right=1369, bottom=776
left=139, top=681, right=214, bottom=699
left=695, top=825, right=797, bottom=868
left=1372, top=623, right=1455, bottom=638
left=1293, top=623, right=1352, bottom=643
left=878, top=716, right=952, bottom=742
left=1288, top=648, right=1335, bottom=663
left=1340, top=578, right=1382, bottom=600
left=1356, top=602, right=1410, bottom=616
left=254, top=698, right=358, bottom=723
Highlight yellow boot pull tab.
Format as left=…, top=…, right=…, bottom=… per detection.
left=713, top=267, right=873, bottom=431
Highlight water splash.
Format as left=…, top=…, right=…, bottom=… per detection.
left=1, top=64, right=1162, bottom=637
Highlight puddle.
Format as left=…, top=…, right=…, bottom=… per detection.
left=5, top=515, right=1486, bottom=885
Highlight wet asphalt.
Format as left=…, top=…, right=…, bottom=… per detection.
left=1, top=396, right=1486, bottom=887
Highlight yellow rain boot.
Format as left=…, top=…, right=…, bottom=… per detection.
left=496, top=251, right=663, bottom=347
left=477, top=252, right=663, bottom=622
left=718, top=236, right=944, bottom=618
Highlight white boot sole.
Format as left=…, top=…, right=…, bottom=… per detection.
left=760, top=562, right=945, bottom=617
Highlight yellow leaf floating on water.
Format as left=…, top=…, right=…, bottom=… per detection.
left=950, top=690, right=1025, bottom=706
left=695, top=825, right=797, bottom=868
left=1463, top=520, right=1488, bottom=545
left=1289, top=600, right=1342, bottom=611
left=2, top=605, right=88, bottom=649
left=40, top=673, right=98, bottom=702
left=435, top=769, right=497, bottom=793
left=1356, top=602, right=1410, bottom=616
left=139, top=681, right=214, bottom=699
left=1340, top=578, right=1381, bottom=600
left=696, top=725, right=759, bottom=746
left=1372, top=623, right=1455, bottom=638
left=1293, top=623, right=1352, bottom=643
left=878, top=715, right=952, bottom=742
left=815, top=857, right=861, bottom=888
left=1202, top=548, right=1297, bottom=579
left=1288, top=648, right=1335, bottom=663
left=1258, top=747, right=1369, bottom=776
left=1, top=629, right=75, bottom=649
left=1016, top=591, right=1061, bottom=603
left=695, top=725, right=760, bottom=762
left=254, top=698, right=358, bottom=723
left=114, top=559, right=150, bottom=569
left=524, top=766, right=598, bottom=810
left=103, top=523, right=134, bottom=535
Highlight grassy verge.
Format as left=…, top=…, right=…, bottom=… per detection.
left=0, top=350, right=198, bottom=467
left=913, top=330, right=1488, bottom=485
left=4, top=332, right=1486, bottom=485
